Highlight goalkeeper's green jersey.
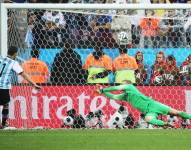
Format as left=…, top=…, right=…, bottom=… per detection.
left=102, top=84, right=154, bottom=114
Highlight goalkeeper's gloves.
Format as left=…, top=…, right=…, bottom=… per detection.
left=96, top=84, right=104, bottom=94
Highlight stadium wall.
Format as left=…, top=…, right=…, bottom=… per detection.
left=5, top=85, right=191, bottom=128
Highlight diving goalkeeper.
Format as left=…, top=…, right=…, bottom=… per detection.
left=96, top=81, right=191, bottom=127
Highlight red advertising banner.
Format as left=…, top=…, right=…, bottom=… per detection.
left=4, top=86, right=191, bottom=128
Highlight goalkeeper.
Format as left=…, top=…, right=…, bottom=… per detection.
left=96, top=81, right=191, bottom=127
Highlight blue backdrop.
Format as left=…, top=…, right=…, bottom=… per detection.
left=19, top=48, right=191, bottom=83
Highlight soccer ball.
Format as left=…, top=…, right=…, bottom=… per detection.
left=117, top=31, right=129, bottom=45
left=63, top=116, right=74, bottom=126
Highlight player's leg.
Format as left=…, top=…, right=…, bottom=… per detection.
left=145, top=113, right=168, bottom=126
left=1, top=103, right=9, bottom=128
left=168, top=108, right=191, bottom=119
left=148, top=101, right=171, bottom=116
left=145, top=101, right=175, bottom=127
left=0, top=89, right=10, bottom=128
left=150, top=100, right=191, bottom=120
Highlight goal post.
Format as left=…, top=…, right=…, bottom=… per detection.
left=1, top=3, right=191, bottom=129
left=0, top=3, right=8, bottom=57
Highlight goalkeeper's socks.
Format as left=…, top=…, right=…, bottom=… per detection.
left=178, top=111, right=191, bottom=119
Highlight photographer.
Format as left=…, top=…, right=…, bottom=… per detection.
left=107, top=105, right=129, bottom=129
left=85, top=110, right=105, bottom=129
left=63, top=109, right=86, bottom=128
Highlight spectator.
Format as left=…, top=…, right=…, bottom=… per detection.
left=184, top=7, right=191, bottom=47
left=179, top=54, right=191, bottom=85
left=71, top=13, right=94, bottom=48
left=21, top=49, right=49, bottom=84
left=25, top=12, right=36, bottom=48
left=131, top=0, right=151, bottom=48
left=90, top=12, right=115, bottom=48
left=83, top=46, right=112, bottom=83
left=135, top=51, right=147, bottom=85
left=163, top=55, right=179, bottom=85
left=159, top=9, right=185, bottom=48
left=139, top=10, right=160, bottom=48
left=113, top=45, right=138, bottom=83
left=32, top=10, right=66, bottom=48
left=150, top=51, right=166, bottom=85
left=32, top=10, right=47, bottom=48
left=41, top=10, right=67, bottom=48
left=50, top=40, right=86, bottom=85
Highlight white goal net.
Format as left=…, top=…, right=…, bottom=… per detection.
left=1, top=3, right=191, bottom=129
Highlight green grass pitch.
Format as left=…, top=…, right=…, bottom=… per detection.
left=0, top=129, right=191, bottom=150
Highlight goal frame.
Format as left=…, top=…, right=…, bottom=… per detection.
left=1, top=3, right=191, bottom=57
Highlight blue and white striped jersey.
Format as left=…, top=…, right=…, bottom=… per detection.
left=0, top=56, right=23, bottom=89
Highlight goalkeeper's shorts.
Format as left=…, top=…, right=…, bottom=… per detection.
left=145, top=101, right=171, bottom=118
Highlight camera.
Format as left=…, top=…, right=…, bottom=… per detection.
left=63, top=116, right=74, bottom=126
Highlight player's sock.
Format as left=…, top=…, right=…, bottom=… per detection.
left=2, top=119, right=7, bottom=128
left=178, top=111, right=191, bottom=119
left=2, top=105, right=9, bottom=127
left=148, top=118, right=166, bottom=126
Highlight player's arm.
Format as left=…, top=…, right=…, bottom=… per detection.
left=96, top=84, right=126, bottom=100
left=13, top=61, right=41, bottom=89
left=20, top=72, right=40, bottom=89
left=92, top=70, right=112, bottom=79
left=102, top=84, right=128, bottom=92
left=103, top=91, right=126, bottom=100
left=92, top=56, right=112, bottom=79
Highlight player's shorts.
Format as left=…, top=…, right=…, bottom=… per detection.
left=0, top=89, right=10, bottom=105
left=145, top=101, right=171, bottom=118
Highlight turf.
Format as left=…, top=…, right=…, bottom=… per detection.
left=0, top=129, right=190, bottom=150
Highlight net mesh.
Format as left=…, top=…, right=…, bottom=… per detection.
left=5, top=7, right=191, bottom=129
